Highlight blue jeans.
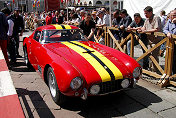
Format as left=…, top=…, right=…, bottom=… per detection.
left=127, top=37, right=149, bottom=68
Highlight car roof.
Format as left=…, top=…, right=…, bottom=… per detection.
left=36, top=24, right=79, bottom=31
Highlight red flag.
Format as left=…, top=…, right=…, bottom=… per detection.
left=13, top=0, right=15, bottom=3
left=78, top=0, right=80, bottom=3
left=61, top=0, right=63, bottom=3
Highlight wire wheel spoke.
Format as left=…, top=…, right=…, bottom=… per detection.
left=49, top=72, right=56, bottom=97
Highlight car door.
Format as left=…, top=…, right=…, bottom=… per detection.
left=31, top=30, right=49, bottom=74
left=29, top=30, right=42, bottom=69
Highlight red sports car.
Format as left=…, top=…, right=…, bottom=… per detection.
left=23, top=24, right=142, bottom=105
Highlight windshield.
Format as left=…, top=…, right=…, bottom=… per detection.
left=41, top=29, right=86, bottom=43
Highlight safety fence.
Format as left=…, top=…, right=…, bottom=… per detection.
left=94, top=26, right=176, bottom=87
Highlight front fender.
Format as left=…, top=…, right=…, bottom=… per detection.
left=45, top=57, right=83, bottom=94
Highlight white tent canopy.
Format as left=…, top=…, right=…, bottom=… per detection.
left=124, top=0, right=176, bottom=18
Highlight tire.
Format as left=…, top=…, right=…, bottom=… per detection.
left=23, top=47, right=33, bottom=69
left=47, top=67, right=66, bottom=105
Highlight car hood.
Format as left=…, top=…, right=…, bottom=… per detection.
left=44, top=41, right=133, bottom=85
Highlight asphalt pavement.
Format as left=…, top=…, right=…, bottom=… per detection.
left=9, top=30, right=176, bottom=118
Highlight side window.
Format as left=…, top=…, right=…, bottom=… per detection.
left=33, top=31, right=41, bottom=42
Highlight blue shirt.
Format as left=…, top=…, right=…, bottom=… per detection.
left=163, top=19, right=176, bottom=35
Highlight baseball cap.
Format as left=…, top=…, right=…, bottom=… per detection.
left=92, top=11, right=97, bottom=15
left=96, top=10, right=103, bottom=15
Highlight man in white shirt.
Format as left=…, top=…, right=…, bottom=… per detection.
left=96, top=10, right=105, bottom=44
left=101, top=8, right=110, bottom=26
left=7, top=18, right=14, bottom=37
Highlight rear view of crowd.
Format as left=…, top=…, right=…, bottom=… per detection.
left=0, top=6, right=176, bottom=74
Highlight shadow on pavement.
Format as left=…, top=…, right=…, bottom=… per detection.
left=17, top=88, right=55, bottom=118
left=10, top=61, right=35, bottom=72
left=60, top=85, right=162, bottom=117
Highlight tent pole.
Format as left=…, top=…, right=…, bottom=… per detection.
left=67, top=0, right=69, bottom=23
left=109, top=0, right=112, bottom=26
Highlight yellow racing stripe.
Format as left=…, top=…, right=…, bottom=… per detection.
left=52, top=24, right=72, bottom=30
left=61, top=41, right=123, bottom=82
left=72, top=41, right=123, bottom=80
left=52, top=24, right=63, bottom=29
left=63, top=25, right=72, bottom=29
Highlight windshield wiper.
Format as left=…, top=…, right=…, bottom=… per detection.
left=49, top=31, right=59, bottom=38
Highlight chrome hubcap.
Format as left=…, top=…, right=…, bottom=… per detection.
left=49, top=72, right=56, bottom=97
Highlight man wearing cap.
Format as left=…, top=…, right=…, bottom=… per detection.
left=92, top=10, right=98, bottom=24
left=7, top=7, right=24, bottom=59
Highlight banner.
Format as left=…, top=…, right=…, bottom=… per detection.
left=33, top=0, right=40, bottom=8
left=124, top=0, right=176, bottom=19
left=37, top=0, right=40, bottom=7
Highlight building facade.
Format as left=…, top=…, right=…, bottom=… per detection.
left=75, top=0, right=123, bottom=10
left=0, top=0, right=123, bottom=12
left=0, top=0, right=45, bottom=12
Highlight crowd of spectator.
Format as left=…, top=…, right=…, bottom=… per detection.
left=0, top=6, right=176, bottom=74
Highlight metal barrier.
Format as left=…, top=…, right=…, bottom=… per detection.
left=94, top=26, right=176, bottom=87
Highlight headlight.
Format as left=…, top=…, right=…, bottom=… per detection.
left=133, top=67, right=141, bottom=78
left=121, top=79, right=130, bottom=88
left=90, top=85, right=100, bottom=95
left=70, top=77, right=82, bottom=90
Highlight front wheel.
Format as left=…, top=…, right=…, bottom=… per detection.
left=23, top=46, right=33, bottom=69
left=47, top=67, right=66, bottom=105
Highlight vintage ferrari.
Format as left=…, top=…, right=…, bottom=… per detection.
left=23, top=24, right=142, bottom=105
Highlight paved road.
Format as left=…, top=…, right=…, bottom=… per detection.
left=10, top=30, right=176, bottom=118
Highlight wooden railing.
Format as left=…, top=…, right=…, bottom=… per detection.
left=94, top=26, right=176, bottom=87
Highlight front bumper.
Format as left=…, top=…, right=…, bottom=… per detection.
left=81, top=78, right=138, bottom=100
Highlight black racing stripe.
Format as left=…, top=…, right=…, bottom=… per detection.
left=69, top=41, right=115, bottom=81
left=60, top=25, right=66, bottom=29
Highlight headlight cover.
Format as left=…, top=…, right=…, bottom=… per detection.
left=70, top=77, right=82, bottom=90
left=133, top=67, right=141, bottom=78
left=90, top=85, right=100, bottom=95
left=121, top=79, right=130, bottom=88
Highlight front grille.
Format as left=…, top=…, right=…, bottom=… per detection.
left=98, top=79, right=126, bottom=94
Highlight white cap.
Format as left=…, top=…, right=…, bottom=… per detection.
left=76, top=8, right=80, bottom=11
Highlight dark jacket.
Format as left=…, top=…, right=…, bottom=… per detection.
left=119, top=15, right=132, bottom=38
left=0, top=12, right=8, bottom=40
left=7, top=14, right=24, bottom=36
left=52, top=16, right=63, bottom=24
left=79, top=20, right=96, bottom=36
